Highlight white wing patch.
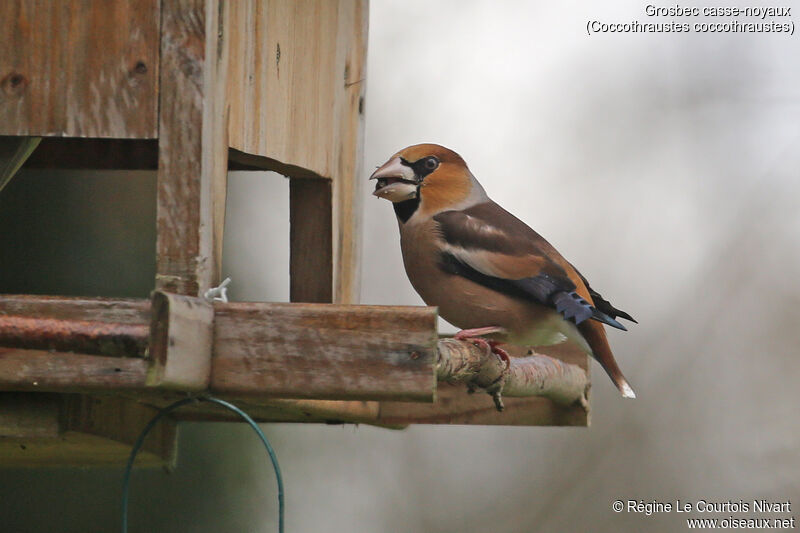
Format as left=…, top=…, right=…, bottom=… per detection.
left=441, top=243, right=507, bottom=279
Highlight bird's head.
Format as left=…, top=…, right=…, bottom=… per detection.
left=370, top=144, right=485, bottom=215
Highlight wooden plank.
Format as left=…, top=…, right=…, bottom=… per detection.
left=0, top=348, right=149, bottom=391
left=290, top=179, right=333, bottom=303
left=0, top=295, right=150, bottom=357
left=226, top=0, right=368, bottom=304
left=377, top=383, right=588, bottom=427
left=0, top=393, right=174, bottom=467
left=146, top=291, right=213, bottom=390
left=64, top=394, right=176, bottom=466
left=128, top=393, right=383, bottom=425
left=156, top=0, right=228, bottom=296
left=0, top=294, right=150, bottom=323
left=211, top=302, right=437, bottom=401
left=0, top=0, right=160, bottom=138
left=332, top=0, right=368, bottom=304
left=0, top=392, right=62, bottom=438
left=226, top=0, right=366, bottom=180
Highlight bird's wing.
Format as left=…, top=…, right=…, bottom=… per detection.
left=434, top=202, right=629, bottom=330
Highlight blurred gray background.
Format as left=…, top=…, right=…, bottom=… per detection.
left=1, top=1, right=798, bottom=531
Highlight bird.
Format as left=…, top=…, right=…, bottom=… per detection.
left=370, top=143, right=637, bottom=398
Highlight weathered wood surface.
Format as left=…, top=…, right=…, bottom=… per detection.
left=146, top=291, right=213, bottom=390
left=0, top=295, right=150, bottom=323
left=226, top=0, right=366, bottom=180
left=128, top=393, right=383, bottom=426
left=0, top=348, right=149, bottom=391
left=0, top=295, right=149, bottom=357
left=377, top=384, right=588, bottom=426
left=0, top=393, right=175, bottom=467
left=0, top=0, right=160, bottom=138
left=226, top=0, right=368, bottom=304
left=331, top=0, right=368, bottom=304
left=290, top=180, right=333, bottom=303
left=0, top=294, right=588, bottom=426
left=156, top=0, right=228, bottom=297
left=211, top=302, right=437, bottom=401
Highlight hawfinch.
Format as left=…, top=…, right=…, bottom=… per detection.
left=371, top=144, right=636, bottom=398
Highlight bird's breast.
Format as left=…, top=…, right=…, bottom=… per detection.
left=398, top=219, right=578, bottom=347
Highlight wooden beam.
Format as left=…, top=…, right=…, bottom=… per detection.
left=228, top=148, right=326, bottom=178
left=290, top=179, right=333, bottom=303
left=0, top=393, right=175, bottom=467
left=0, top=295, right=441, bottom=403
left=377, top=384, right=588, bottom=427
left=0, top=295, right=150, bottom=357
left=0, top=0, right=160, bottom=138
left=0, top=294, right=150, bottom=323
left=127, top=394, right=383, bottom=426
left=332, top=0, right=368, bottom=304
left=211, top=302, right=437, bottom=401
left=156, top=0, right=228, bottom=296
left=146, top=291, right=213, bottom=390
left=0, top=348, right=149, bottom=392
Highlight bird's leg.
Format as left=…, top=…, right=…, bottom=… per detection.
left=454, top=327, right=511, bottom=412
left=454, top=327, right=511, bottom=370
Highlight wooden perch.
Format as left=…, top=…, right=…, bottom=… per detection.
left=436, top=338, right=589, bottom=412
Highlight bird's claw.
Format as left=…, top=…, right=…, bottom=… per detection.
left=457, top=337, right=510, bottom=412
left=491, top=390, right=505, bottom=412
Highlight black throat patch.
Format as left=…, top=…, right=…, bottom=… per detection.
left=393, top=193, right=421, bottom=223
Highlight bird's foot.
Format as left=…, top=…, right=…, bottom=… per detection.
left=454, top=327, right=511, bottom=370
left=487, top=341, right=511, bottom=371
left=456, top=336, right=512, bottom=371
left=454, top=328, right=511, bottom=412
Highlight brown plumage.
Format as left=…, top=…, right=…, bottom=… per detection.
left=371, top=143, right=636, bottom=398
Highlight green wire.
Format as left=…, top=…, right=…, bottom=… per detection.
left=121, top=396, right=284, bottom=533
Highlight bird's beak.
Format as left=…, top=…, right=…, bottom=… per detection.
left=370, top=157, right=419, bottom=202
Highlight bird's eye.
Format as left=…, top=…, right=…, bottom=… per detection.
left=424, top=157, right=439, bottom=170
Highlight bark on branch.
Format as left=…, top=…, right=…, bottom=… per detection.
left=436, top=338, right=589, bottom=412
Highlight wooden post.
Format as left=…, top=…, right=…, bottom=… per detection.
left=156, top=0, right=229, bottom=296
left=290, top=179, right=334, bottom=303
left=146, top=291, right=214, bottom=390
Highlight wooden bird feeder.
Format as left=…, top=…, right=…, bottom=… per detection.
left=0, top=0, right=588, bottom=468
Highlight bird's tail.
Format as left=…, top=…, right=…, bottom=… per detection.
left=578, top=320, right=636, bottom=398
